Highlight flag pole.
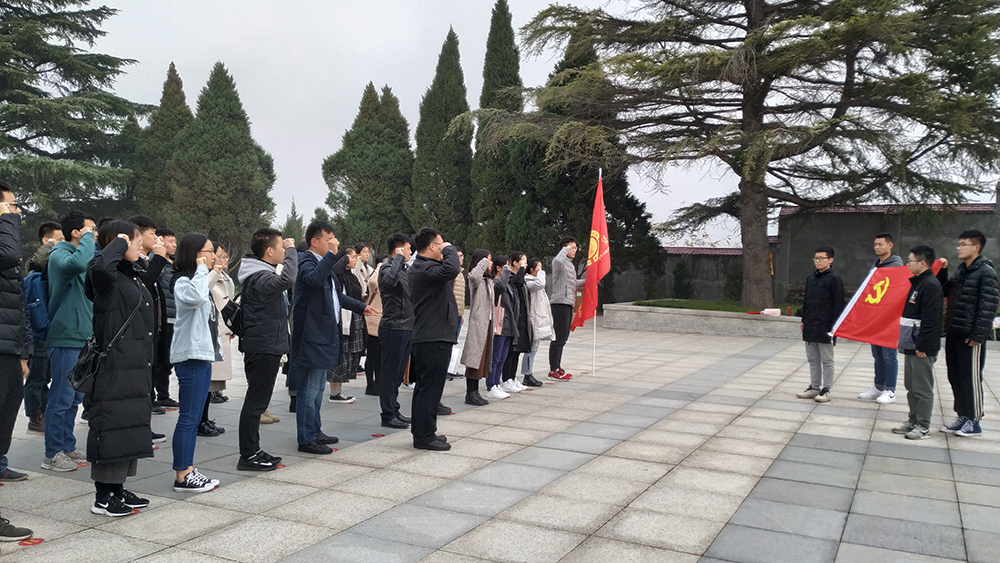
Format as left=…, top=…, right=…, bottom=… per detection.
left=592, top=168, right=602, bottom=378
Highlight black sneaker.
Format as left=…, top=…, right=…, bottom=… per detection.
left=210, top=391, right=228, bottom=403
left=151, top=432, right=167, bottom=443
left=298, top=441, right=333, bottom=455
left=197, top=421, right=220, bottom=437
left=157, top=398, right=180, bottom=408
left=237, top=451, right=277, bottom=472
left=437, top=403, right=452, bottom=416
left=259, top=450, right=282, bottom=464
left=523, top=374, right=543, bottom=387
left=173, top=469, right=219, bottom=493
left=317, top=433, right=339, bottom=445
left=119, top=489, right=149, bottom=509
left=151, top=404, right=166, bottom=415
left=206, top=420, right=225, bottom=434
left=92, top=493, right=135, bottom=517
left=328, top=392, right=356, bottom=404
left=0, top=515, right=32, bottom=541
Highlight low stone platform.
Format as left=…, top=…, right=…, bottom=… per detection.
left=0, top=322, right=997, bottom=562
left=603, top=302, right=801, bottom=339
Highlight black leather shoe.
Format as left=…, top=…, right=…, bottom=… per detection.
left=465, top=391, right=489, bottom=406
left=197, top=421, right=219, bottom=437
left=151, top=404, right=166, bottom=415
left=209, top=391, right=225, bottom=404
left=523, top=374, right=543, bottom=387
left=298, top=441, right=333, bottom=454
left=381, top=417, right=409, bottom=429
left=396, top=414, right=411, bottom=423
left=436, top=435, right=448, bottom=443
left=317, top=433, right=339, bottom=445
left=414, top=439, right=451, bottom=451
left=437, top=403, right=452, bottom=416
left=157, top=398, right=181, bottom=408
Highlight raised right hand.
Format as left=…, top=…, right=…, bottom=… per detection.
left=283, top=238, right=295, bottom=249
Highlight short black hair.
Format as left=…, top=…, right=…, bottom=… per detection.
left=374, top=253, right=388, bottom=265
left=98, top=217, right=116, bottom=229
left=386, top=233, right=410, bottom=253
left=509, top=251, right=525, bottom=265
left=38, top=221, right=61, bottom=243
left=527, top=258, right=541, bottom=272
left=493, top=254, right=509, bottom=269
left=559, top=236, right=577, bottom=248
left=874, top=233, right=893, bottom=244
left=815, top=246, right=835, bottom=259
left=959, top=229, right=987, bottom=250
left=251, top=227, right=282, bottom=258
left=305, top=221, right=335, bottom=247
left=128, top=215, right=157, bottom=234
left=910, top=245, right=936, bottom=265
left=98, top=220, right=139, bottom=250
left=414, top=227, right=441, bottom=252
left=59, top=210, right=96, bottom=241
left=155, top=227, right=175, bottom=238
left=0, top=179, right=12, bottom=195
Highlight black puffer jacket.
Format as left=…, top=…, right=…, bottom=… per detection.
left=797, top=267, right=846, bottom=343
left=939, top=256, right=1000, bottom=343
left=509, top=267, right=532, bottom=353
left=237, top=249, right=297, bottom=356
left=0, top=213, right=29, bottom=358
left=899, top=269, right=943, bottom=356
left=379, top=254, right=414, bottom=331
left=84, top=237, right=155, bottom=464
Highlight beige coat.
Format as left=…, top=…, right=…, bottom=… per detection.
left=453, top=266, right=466, bottom=316
left=354, top=261, right=374, bottom=299
left=365, top=261, right=384, bottom=336
left=207, top=269, right=234, bottom=382
left=460, top=257, right=494, bottom=373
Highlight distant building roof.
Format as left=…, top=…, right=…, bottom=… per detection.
left=779, top=203, right=995, bottom=217
left=665, top=246, right=743, bottom=256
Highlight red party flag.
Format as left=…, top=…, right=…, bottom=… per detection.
left=832, top=259, right=942, bottom=347
left=571, top=171, right=611, bottom=331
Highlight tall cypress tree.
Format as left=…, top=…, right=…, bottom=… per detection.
left=134, top=62, right=194, bottom=225
left=280, top=198, right=305, bottom=243
left=470, top=0, right=525, bottom=254
left=167, top=62, right=275, bottom=259
left=323, top=83, right=413, bottom=251
left=406, top=28, right=473, bottom=247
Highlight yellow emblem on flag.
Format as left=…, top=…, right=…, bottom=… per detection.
left=588, top=229, right=599, bottom=265
left=864, top=277, right=890, bottom=305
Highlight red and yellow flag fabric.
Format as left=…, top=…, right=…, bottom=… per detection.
left=832, top=260, right=942, bottom=348
left=571, top=171, right=611, bottom=331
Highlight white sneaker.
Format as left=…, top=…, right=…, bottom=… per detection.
left=857, top=386, right=882, bottom=400
left=512, top=379, right=527, bottom=391
left=500, top=380, right=521, bottom=394
left=485, top=386, right=509, bottom=400
left=875, top=390, right=896, bottom=404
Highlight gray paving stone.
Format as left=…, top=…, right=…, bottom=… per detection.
left=763, top=459, right=860, bottom=489
left=596, top=508, right=726, bottom=554
left=950, top=449, right=1000, bottom=469
left=563, top=421, right=643, bottom=440
left=561, top=537, right=699, bottom=563
left=609, top=404, right=677, bottom=419
left=445, top=519, right=586, bottom=562
left=866, top=441, right=951, bottom=463
left=966, top=530, right=1000, bottom=563
left=698, top=395, right=757, bottom=407
left=498, top=493, right=620, bottom=534
left=776, top=445, right=865, bottom=471
left=834, top=543, right=968, bottom=563
left=0, top=528, right=165, bottom=563
left=749, top=477, right=856, bottom=512
left=630, top=396, right=692, bottom=409
left=841, top=514, right=965, bottom=560
left=704, top=524, right=839, bottom=563
left=645, top=389, right=703, bottom=401
left=729, top=498, right=847, bottom=541
left=278, top=531, right=433, bottom=563
left=862, top=455, right=952, bottom=480
left=814, top=405, right=879, bottom=419
left=851, top=490, right=962, bottom=527
left=460, top=461, right=566, bottom=491
left=787, top=433, right=869, bottom=454
left=500, top=446, right=596, bottom=470
left=857, top=471, right=957, bottom=502
left=587, top=412, right=662, bottom=428
left=533, top=433, right=621, bottom=455
left=179, top=515, right=332, bottom=563
left=753, top=399, right=817, bottom=413
left=953, top=464, right=1000, bottom=487
left=960, top=503, right=1000, bottom=534
left=348, top=503, right=488, bottom=548
left=410, top=480, right=531, bottom=517
left=956, top=482, right=1000, bottom=507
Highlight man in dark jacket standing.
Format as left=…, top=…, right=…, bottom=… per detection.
left=378, top=233, right=413, bottom=429
left=0, top=180, right=34, bottom=540
left=892, top=245, right=943, bottom=440
left=938, top=229, right=999, bottom=437
left=408, top=227, right=460, bottom=451
left=289, top=222, right=371, bottom=454
left=236, top=228, right=297, bottom=470
left=858, top=233, right=905, bottom=404
left=796, top=246, right=846, bottom=404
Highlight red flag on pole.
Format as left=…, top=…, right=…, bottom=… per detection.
left=832, top=260, right=943, bottom=348
left=571, top=170, right=611, bottom=331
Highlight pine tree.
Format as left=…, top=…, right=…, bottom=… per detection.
left=406, top=28, right=473, bottom=247
left=280, top=199, right=305, bottom=244
left=322, top=83, right=413, bottom=251
left=166, top=62, right=275, bottom=259
left=469, top=0, right=525, bottom=254
left=0, top=1, right=142, bottom=220
left=311, top=207, right=331, bottom=225
left=134, top=62, right=194, bottom=225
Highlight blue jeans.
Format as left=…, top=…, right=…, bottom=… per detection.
left=521, top=339, right=540, bottom=375
left=45, top=347, right=83, bottom=458
left=871, top=344, right=898, bottom=391
left=292, top=362, right=332, bottom=445
left=172, top=360, right=211, bottom=471
left=487, top=336, right=511, bottom=389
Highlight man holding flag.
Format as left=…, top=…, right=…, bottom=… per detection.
left=857, top=233, right=904, bottom=405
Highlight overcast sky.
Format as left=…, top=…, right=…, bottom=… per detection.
left=94, top=0, right=743, bottom=245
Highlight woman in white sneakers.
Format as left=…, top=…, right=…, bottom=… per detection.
left=521, top=258, right=554, bottom=387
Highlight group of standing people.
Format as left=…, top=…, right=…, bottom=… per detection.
left=795, top=230, right=999, bottom=441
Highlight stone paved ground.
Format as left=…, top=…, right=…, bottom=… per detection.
left=2, top=323, right=999, bottom=562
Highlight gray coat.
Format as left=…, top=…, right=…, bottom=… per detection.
left=550, top=245, right=584, bottom=306
left=460, top=257, right=494, bottom=371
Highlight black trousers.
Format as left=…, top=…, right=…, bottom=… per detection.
left=502, top=350, right=521, bottom=381
left=945, top=334, right=987, bottom=421
left=410, top=341, right=451, bottom=445
left=23, top=341, right=49, bottom=417
left=379, top=327, right=411, bottom=422
left=239, top=353, right=282, bottom=458
left=549, top=304, right=573, bottom=371
left=365, top=332, right=381, bottom=387
left=152, top=324, right=174, bottom=401
left=0, top=354, right=24, bottom=458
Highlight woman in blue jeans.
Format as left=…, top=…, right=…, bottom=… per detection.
left=169, top=233, right=223, bottom=493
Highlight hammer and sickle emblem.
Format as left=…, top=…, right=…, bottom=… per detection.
left=865, top=277, right=890, bottom=305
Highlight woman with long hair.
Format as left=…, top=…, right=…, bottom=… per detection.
left=364, top=253, right=389, bottom=396
left=460, top=249, right=495, bottom=405
left=202, top=244, right=233, bottom=435
left=84, top=220, right=155, bottom=516
left=169, top=233, right=223, bottom=493
left=521, top=258, right=553, bottom=386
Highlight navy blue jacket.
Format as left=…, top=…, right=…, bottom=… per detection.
left=290, top=249, right=366, bottom=369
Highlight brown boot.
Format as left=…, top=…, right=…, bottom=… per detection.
left=27, top=414, right=44, bottom=433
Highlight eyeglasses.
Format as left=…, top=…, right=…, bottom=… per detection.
left=812, top=257, right=831, bottom=261
left=957, top=243, right=977, bottom=248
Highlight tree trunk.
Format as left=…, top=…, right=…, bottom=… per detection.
left=739, top=176, right=773, bottom=309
